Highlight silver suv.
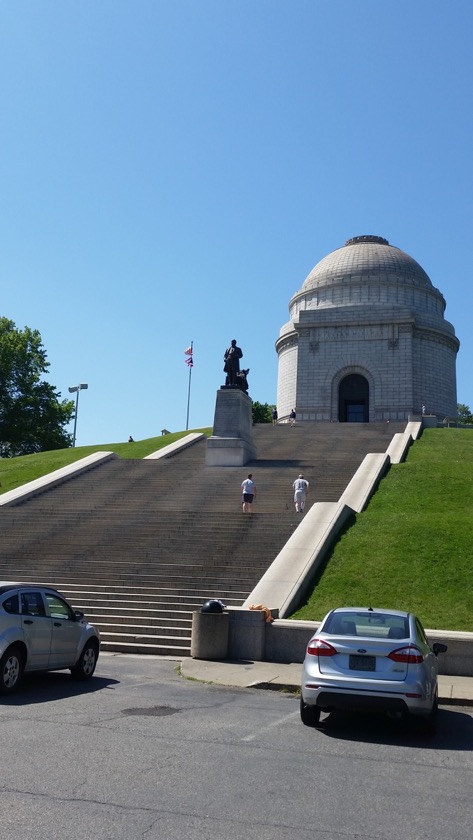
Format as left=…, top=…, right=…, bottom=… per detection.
left=0, top=581, right=100, bottom=694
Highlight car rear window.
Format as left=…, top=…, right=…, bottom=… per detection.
left=2, top=593, right=19, bottom=614
left=324, top=612, right=409, bottom=639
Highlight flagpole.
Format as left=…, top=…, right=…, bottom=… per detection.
left=186, top=341, right=193, bottom=430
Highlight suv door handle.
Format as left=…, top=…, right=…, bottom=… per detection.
left=23, top=619, right=34, bottom=625
left=54, top=622, right=62, bottom=627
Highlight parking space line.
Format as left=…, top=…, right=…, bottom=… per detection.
left=241, top=710, right=299, bottom=741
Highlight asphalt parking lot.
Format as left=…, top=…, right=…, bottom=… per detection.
left=1, top=653, right=472, bottom=840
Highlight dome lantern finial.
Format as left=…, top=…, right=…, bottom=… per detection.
left=345, top=235, right=389, bottom=246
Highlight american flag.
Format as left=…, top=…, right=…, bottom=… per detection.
left=184, top=345, right=192, bottom=356
left=185, top=356, right=193, bottom=367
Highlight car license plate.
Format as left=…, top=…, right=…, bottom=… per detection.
left=349, top=654, right=376, bottom=671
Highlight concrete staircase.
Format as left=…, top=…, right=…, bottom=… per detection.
left=0, top=422, right=404, bottom=655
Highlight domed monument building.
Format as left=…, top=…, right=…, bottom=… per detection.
left=276, top=235, right=459, bottom=423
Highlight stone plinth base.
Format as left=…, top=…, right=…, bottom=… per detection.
left=205, top=388, right=256, bottom=466
left=206, top=436, right=255, bottom=466
left=228, top=608, right=266, bottom=661
left=191, top=611, right=229, bottom=660
left=422, top=415, right=438, bottom=428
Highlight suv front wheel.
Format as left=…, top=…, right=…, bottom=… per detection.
left=0, top=645, right=24, bottom=694
left=70, top=640, right=98, bottom=680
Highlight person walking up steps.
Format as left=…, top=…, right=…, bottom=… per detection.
left=293, top=473, right=309, bottom=513
left=241, top=473, right=256, bottom=513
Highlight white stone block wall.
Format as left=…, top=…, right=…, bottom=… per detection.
left=276, top=333, right=298, bottom=419
left=413, top=333, right=458, bottom=417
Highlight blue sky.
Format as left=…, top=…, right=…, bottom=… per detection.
left=1, top=1, right=472, bottom=445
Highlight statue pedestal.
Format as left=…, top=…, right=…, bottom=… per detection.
left=206, top=388, right=257, bottom=466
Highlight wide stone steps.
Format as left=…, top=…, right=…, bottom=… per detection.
left=67, top=596, right=244, bottom=613
left=0, top=422, right=404, bottom=654
left=93, top=620, right=193, bottom=637
left=97, top=637, right=191, bottom=656
left=0, top=568, right=262, bottom=594
left=85, top=611, right=194, bottom=626
left=46, top=585, right=251, bottom=603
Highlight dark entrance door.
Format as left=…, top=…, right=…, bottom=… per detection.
left=339, top=374, right=369, bottom=422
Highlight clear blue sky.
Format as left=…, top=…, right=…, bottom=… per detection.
left=1, top=1, right=472, bottom=445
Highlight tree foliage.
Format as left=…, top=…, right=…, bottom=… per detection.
left=0, top=318, right=75, bottom=456
left=252, top=401, right=275, bottom=424
left=457, top=403, right=473, bottom=425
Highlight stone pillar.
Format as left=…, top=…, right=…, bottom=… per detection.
left=421, top=415, right=438, bottom=428
left=228, top=609, right=266, bottom=661
left=191, top=611, right=229, bottom=660
left=206, top=388, right=257, bottom=466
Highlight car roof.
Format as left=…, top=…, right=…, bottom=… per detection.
left=329, top=607, right=411, bottom=619
left=0, top=581, right=62, bottom=596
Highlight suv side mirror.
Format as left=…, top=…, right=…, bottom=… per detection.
left=74, top=610, right=85, bottom=621
left=433, top=642, right=447, bottom=656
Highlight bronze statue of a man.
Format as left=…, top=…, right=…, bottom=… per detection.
left=223, top=339, right=243, bottom=386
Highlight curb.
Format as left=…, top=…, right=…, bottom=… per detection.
left=438, top=695, right=473, bottom=707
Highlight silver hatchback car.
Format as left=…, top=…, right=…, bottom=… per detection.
left=0, top=581, right=100, bottom=694
left=301, top=607, right=447, bottom=726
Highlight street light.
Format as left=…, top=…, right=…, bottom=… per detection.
left=68, top=383, right=88, bottom=448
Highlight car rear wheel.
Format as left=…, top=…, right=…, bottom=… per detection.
left=0, top=646, right=24, bottom=694
left=70, top=640, right=98, bottom=680
left=300, top=696, right=321, bottom=727
left=422, top=688, right=439, bottom=734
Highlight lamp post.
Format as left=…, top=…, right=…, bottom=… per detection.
left=68, top=384, right=88, bottom=447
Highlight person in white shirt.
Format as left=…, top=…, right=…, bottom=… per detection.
left=241, top=473, right=256, bottom=513
left=293, top=474, right=309, bottom=513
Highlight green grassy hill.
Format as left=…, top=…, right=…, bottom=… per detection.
left=0, top=429, right=211, bottom=493
left=292, top=428, right=473, bottom=631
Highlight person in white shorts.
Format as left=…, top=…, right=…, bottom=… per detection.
left=293, top=474, right=309, bottom=513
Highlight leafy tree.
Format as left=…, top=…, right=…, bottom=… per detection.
left=457, top=403, right=473, bottom=425
left=0, top=318, right=75, bottom=456
left=252, top=401, right=275, bottom=424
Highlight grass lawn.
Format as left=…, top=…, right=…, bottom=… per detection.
left=0, top=428, right=211, bottom=493
left=291, top=428, right=473, bottom=631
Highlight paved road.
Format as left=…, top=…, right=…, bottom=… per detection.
left=1, top=653, right=472, bottom=840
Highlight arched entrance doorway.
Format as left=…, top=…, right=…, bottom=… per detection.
left=338, top=374, right=369, bottom=422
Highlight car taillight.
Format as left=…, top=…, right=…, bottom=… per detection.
left=307, top=638, right=337, bottom=657
left=388, top=646, right=424, bottom=664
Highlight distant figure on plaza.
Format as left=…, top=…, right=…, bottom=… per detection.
left=128, top=435, right=134, bottom=443
left=224, top=339, right=243, bottom=386
left=293, top=473, right=309, bottom=513
left=422, top=404, right=426, bottom=415
left=241, top=473, right=256, bottom=513
left=272, top=408, right=278, bottom=424
left=290, top=408, right=296, bottom=426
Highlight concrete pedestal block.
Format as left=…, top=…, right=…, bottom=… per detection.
left=228, top=609, right=266, bottom=661
left=206, top=388, right=256, bottom=466
left=422, top=415, right=438, bottom=428
left=191, top=611, right=229, bottom=660
left=206, top=437, right=255, bottom=466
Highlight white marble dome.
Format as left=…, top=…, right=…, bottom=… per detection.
left=276, top=235, right=459, bottom=424
left=301, top=235, right=432, bottom=292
